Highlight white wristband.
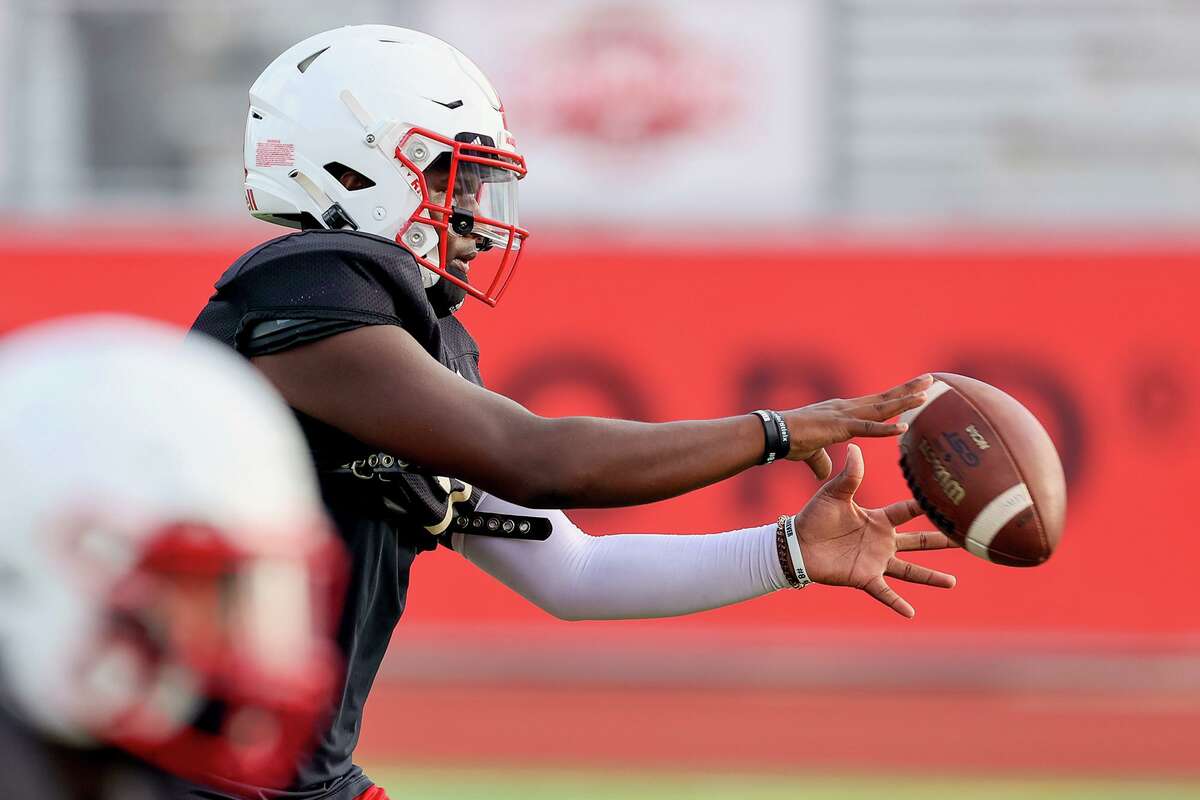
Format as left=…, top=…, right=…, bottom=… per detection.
left=783, top=515, right=813, bottom=588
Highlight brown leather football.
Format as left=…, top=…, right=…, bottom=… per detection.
left=898, top=373, right=1067, bottom=566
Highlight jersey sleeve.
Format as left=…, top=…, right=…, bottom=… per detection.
left=192, top=230, right=440, bottom=359
left=242, top=318, right=369, bottom=358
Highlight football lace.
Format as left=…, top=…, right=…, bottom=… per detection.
left=898, top=453, right=958, bottom=539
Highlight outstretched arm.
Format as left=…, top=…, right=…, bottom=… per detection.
left=455, top=494, right=790, bottom=621
left=254, top=325, right=931, bottom=508
left=455, top=451, right=957, bottom=622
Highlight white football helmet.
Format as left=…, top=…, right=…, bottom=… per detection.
left=0, top=316, right=343, bottom=790
left=244, top=25, right=529, bottom=307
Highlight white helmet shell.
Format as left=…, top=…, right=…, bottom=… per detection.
left=244, top=26, right=520, bottom=280
left=0, top=315, right=335, bottom=784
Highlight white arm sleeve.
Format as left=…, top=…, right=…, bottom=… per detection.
left=451, top=493, right=791, bottom=621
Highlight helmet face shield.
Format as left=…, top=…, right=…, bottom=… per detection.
left=396, top=129, right=529, bottom=307
left=449, top=146, right=522, bottom=253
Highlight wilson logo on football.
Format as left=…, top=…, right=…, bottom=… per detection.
left=919, top=438, right=967, bottom=505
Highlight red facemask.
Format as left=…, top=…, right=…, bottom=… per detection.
left=84, top=521, right=346, bottom=795
left=395, top=127, right=530, bottom=307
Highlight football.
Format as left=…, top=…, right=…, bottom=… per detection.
left=898, top=373, right=1067, bottom=566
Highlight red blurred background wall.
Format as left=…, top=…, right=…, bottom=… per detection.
left=6, top=231, right=1198, bottom=773
left=3, top=233, right=1197, bottom=638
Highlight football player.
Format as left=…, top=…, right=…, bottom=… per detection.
left=188, top=26, right=957, bottom=800
left=0, top=316, right=344, bottom=799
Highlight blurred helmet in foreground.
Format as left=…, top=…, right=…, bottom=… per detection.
left=243, top=25, right=529, bottom=307
left=0, top=316, right=343, bottom=791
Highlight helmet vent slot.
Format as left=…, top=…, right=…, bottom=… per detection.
left=324, top=162, right=376, bottom=191
left=297, top=47, right=330, bottom=74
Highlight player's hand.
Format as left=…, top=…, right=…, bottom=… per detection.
left=792, top=443, right=957, bottom=618
left=783, top=374, right=934, bottom=479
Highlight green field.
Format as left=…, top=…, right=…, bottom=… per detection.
left=367, top=767, right=1200, bottom=800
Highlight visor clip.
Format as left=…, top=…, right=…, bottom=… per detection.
left=450, top=208, right=475, bottom=236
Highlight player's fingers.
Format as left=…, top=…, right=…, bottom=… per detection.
left=823, top=444, right=864, bottom=500
left=863, top=576, right=915, bottom=619
left=866, top=374, right=935, bottom=404
left=851, top=394, right=926, bottom=422
left=843, top=418, right=909, bottom=438
left=895, top=531, right=958, bottom=551
left=883, top=498, right=924, bottom=526
left=886, top=557, right=957, bottom=588
left=804, top=448, right=833, bottom=480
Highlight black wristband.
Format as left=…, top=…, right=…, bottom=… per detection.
left=753, top=410, right=791, bottom=464
left=767, top=410, right=791, bottom=457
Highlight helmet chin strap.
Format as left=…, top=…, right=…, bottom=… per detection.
left=424, top=260, right=469, bottom=317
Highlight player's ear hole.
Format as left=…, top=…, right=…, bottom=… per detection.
left=324, top=162, right=376, bottom=191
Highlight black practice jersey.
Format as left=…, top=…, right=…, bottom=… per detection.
left=185, top=230, right=484, bottom=800
left=0, top=705, right=174, bottom=800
